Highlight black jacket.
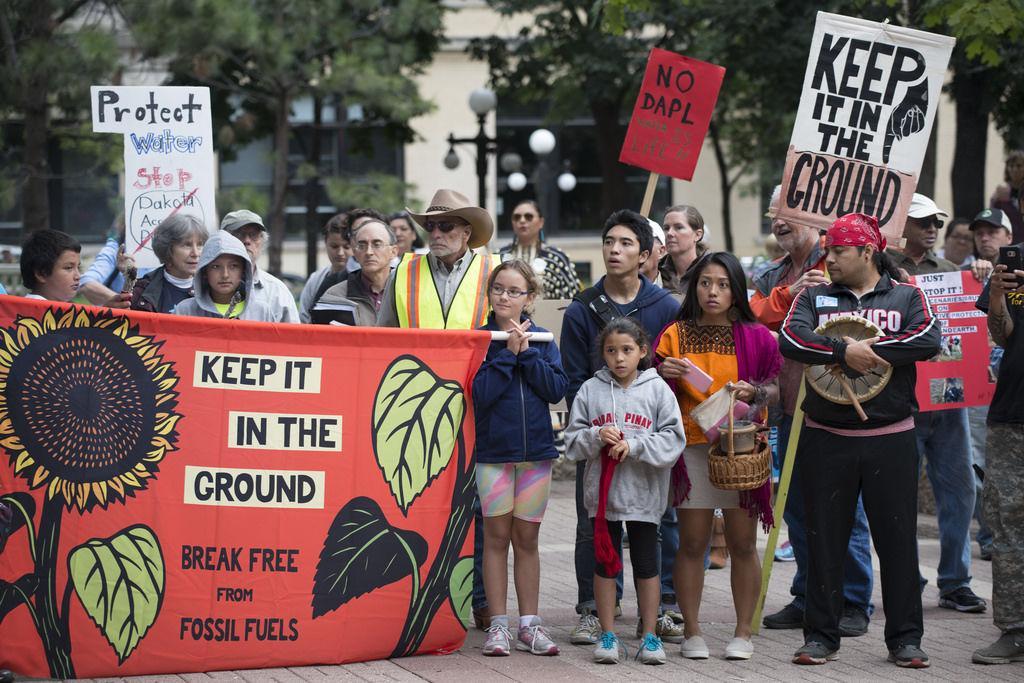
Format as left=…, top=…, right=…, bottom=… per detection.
left=779, top=275, right=940, bottom=429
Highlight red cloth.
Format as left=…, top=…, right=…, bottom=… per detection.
left=594, top=439, right=624, bottom=577
left=825, top=213, right=886, bottom=251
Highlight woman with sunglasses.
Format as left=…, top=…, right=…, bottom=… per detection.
left=499, top=200, right=581, bottom=299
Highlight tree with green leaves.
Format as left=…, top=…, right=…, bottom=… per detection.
left=920, top=0, right=1024, bottom=216
left=0, top=1, right=121, bottom=232
left=471, top=0, right=705, bottom=223
left=125, top=0, right=445, bottom=272
left=472, top=0, right=842, bottom=249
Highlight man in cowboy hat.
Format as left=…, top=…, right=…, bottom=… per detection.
left=376, top=189, right=499, bottom=634
left=377, top=189, right=497, bottom=329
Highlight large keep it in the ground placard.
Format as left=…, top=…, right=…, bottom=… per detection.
left=778, top=12, right=954, bottom=242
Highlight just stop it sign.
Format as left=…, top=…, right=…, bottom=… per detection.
left=619, top=48, right=726, bottom=183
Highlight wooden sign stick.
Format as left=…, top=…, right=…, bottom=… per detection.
left=640, top=172, right=659, bottom=217
left=751, top=380, right=806, bottom=634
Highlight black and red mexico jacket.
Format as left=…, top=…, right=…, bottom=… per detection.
left=779, top=275, right=941, bottom=430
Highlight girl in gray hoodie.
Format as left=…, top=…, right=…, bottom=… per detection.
left=173, top=231, right=274, bottom=322
left=565, top=318, right=685, bottom=665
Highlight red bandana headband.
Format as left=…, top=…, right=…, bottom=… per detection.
left=824, top=213, right=887, bottom=251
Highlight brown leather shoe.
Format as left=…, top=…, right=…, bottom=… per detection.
left=473, top=607, right=491, bottom=630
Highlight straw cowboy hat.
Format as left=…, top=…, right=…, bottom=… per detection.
left=407, top=189, right=494, bottom=249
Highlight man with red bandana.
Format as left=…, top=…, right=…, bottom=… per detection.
left=779, top=213, right=941, bottom=669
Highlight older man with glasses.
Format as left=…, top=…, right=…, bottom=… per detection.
left=315, top=219, right=398, bottom=326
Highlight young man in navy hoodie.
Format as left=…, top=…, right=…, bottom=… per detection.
left=560, top=209, right=681, bottom=645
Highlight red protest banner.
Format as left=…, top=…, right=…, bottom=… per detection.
left=910, top=271, right=995, bottom=410
left=618, top=48, right=725, bottom=181
left=0, top=298, right=489, bottom=678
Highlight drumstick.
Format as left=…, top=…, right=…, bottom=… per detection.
left=831, top=366, right=868, bottom=422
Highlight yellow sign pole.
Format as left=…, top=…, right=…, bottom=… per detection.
left=640, top=172, right=660, bottom=217
left=751, top=380, right=806, bottom=634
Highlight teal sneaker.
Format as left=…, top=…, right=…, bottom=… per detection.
left=636, top=633, right=666, bottom=665
left=593, top=631, right=622, bottom=664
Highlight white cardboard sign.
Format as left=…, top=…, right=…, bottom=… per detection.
left=777, top=13, right=954, bottom=242
left=91, top=86, right=217, bottom=268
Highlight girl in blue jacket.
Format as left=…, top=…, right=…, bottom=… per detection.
left=473, top=259, right=568, bottom=658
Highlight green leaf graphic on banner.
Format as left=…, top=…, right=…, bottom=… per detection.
left=68, top=524, right=165, bottom=664
left=372, top=355, right=465, bottom=514
left=312, top=496, right=427, bottom=618
left=448, top=556, right=473, bottom=629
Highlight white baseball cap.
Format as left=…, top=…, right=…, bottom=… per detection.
left=648, top=218, right=666, bottom=246
left=907, top=194, right=949, bottom=220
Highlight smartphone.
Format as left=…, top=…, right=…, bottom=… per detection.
left=998, top=245, right=1024, bottom=288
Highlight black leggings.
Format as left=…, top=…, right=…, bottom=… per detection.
left=592, top=519, right=659, bottom=579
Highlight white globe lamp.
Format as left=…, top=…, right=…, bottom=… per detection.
left=528, top=128, right=556, bottom=156
left=468, top=87, right=497, bottom=116
left=507, top=172, right=528, bottom=192
left=557, top=171, right=577, bottom=192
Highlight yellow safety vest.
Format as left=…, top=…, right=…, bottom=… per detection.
left=394, top=252, right=498, bottom=329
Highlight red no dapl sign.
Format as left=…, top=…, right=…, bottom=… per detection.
left=619, top=48, right=725, bottom=180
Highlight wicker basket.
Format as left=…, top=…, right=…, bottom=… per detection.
left=707, top=390, right=771, bottom=491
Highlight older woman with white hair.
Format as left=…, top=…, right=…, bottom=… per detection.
left=130, top=214, right=209, bottom=312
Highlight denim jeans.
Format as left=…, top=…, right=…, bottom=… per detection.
left=916, top=408, right=976, bottom=595
left=967, top=405, right=994, bottom=551
left=575, top=461, right=622, bottom=613
left=778, top=414, right=875, bottom=614
left=658, top=506, right=678, bottom=600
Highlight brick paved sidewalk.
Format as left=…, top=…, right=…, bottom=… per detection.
left=36, top=479, right=1015, bottom=683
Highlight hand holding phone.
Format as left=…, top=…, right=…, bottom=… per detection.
left=997, top=246, right=1024, bottom=290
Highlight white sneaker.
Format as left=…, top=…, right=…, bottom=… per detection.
left=681, top=634, right=710, bottom=659
left=517, top=620, right=559, bottom=656
left=593, top=631, right=621, bottom=664
left=481, top=623, right=512, bottom=656
left=636, top=633, right=666, bottom=665
left=725, top=636, right=754, bottom=660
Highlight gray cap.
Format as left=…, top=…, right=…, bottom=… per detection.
left=220, top=209, right=265, bottom=234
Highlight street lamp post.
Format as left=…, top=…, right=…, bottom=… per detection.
left=444, top=87, right=498, bottom=210
left=504, top=128, right=577, bottom=227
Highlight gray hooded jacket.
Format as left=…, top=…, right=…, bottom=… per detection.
left=173, top=231, right=274, bottom=321
left=564, top=367, right=685, bottom=523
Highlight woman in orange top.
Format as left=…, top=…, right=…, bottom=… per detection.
left=655, top=252, right=781, bottom=662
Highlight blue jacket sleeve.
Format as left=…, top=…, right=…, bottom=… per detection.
left=560, top=302, right=593, bottom=412
left=471, top=348, right=518, bottom=412
left=517, top=342, right=568, bottom=405
left=79, top=238, right=120, bottom=289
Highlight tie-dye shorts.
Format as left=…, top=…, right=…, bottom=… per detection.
left=475, top=460, right=554, bottom=523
